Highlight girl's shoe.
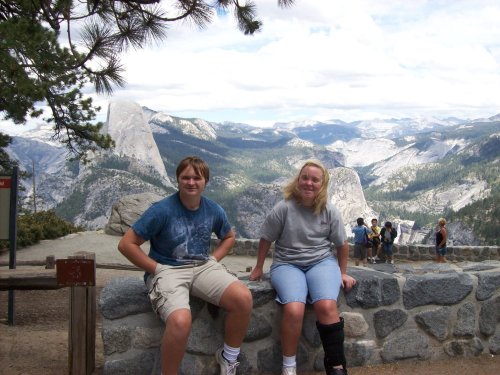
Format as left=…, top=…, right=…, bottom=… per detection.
left=282, top=367, right=296, bottom=375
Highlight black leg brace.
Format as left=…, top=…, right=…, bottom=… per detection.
left=316, top=318, right=347, bottom=374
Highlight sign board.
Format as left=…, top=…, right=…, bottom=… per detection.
left=56, top=259, right=96, bottom=286
left=0, top=176, right=11, bottom=240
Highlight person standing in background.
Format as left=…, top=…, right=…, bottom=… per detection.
left=380, top=221, right=397, bottom=264
left=369, top=218, right=381, bottom=264
left=351, top=217, right=371, bottom=267
left=435, top=218, right=448, bottom=263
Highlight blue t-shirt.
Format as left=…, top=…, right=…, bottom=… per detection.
left=132, top=192, right=232, bottom=266
left=352, top=225, right=371, bottom=244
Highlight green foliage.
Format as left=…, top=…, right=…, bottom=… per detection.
left=0, top=133, right=14, bottom=173
left=0, top=11, right=114, bottom=161
left=54, top=187, right=87, bottom=222
left=0, top=210, right=82, bottom=249
left=99, top=157, right=131, bottom=171
left=0, top=0, right=294, bottom=162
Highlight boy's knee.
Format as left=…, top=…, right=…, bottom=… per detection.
left=222, top=282, right=253, bottom=313
left=167, top=309, right=192, bottom=332
left=237, top=285, right=253, bottom=312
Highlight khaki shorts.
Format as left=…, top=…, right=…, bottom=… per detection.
left=146, top=257, right=238, bottom=322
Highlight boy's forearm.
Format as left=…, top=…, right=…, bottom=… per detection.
left=212, top=230, right=236, bottom=261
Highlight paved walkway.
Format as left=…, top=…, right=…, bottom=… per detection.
left=0, top=230, right=272, bottom=277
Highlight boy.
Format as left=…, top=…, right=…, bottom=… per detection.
left=118, top=156, right=252, bottom=375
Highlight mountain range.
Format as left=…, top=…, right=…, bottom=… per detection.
left=5, top=101, right=500, bottom=245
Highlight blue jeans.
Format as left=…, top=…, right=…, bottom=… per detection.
left=270, top=257, right=342, bottom=304
left=383, top=242, right=394, bottom=256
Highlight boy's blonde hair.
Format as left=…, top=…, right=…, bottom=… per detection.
left=176, top=156, right=210, bottom=182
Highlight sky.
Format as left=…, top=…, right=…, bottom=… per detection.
left=2, top=0, right=500, bottom=134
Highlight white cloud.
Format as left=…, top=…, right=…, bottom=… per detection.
left=2, top=0, right=500, bottom=135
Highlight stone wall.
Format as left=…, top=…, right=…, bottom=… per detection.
left=230, top=239, right=500, bottom=262
left=99, top=246, right=500, bottom=375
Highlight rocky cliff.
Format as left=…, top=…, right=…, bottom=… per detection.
left=103, top=101, right=173, bottom=187
left=6, top=102, right=498, bottom=245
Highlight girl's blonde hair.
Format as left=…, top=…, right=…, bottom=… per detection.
left=283, top=160, right=330, bottom=215
left=438, top=217, right=446, bottom=225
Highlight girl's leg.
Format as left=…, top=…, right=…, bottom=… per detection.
left=281, top=302, right=306, bottom=356
left=307, top=259, right=347, bottom=374
left=270, top=263, right=308, bottom=369
left=316, top=317, right=347, bottom=374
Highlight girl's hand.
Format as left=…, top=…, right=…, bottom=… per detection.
left=341, top=274, right=356, bottom=291
left=249, top=267, right=263, bottom=281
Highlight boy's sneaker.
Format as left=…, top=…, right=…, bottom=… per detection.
left=373, top=255, right=380, bottom=261
left=329, top=369, right=348, bottom=374
left=282, top=367, right=297, bottom=375
left=215, top=348, right=239, bottom=375
left=390, top=260, right=394, bottom=264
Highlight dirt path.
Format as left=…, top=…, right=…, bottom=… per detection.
left=1, top=232, right=499, bottom=374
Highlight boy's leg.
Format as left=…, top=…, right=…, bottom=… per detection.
left=161, top=309, right=192, bottom=375
left=146, top=266, right=193, bottom=375
left=192, top=260, right=252, bottom=373
left=218, top=280, right=253, bottom=347
left=354, top=244, right=361, bottom=266
left=361, top=246, right=368, bottom=266
left=372, top=241, right=379, bottom=262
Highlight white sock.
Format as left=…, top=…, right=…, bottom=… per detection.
left=283, top=354, right=296, bottom=368
left=222, top=343, right=240, bottom=363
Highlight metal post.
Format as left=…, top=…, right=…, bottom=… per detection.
left=8, top=166, right=18, bottom=325
left=32, top=159, right=37, bottom=213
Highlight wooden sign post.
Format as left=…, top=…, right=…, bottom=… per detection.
left=57, top=252, right=96, bottom=375
left=1, top=167, right=19, bottom=325
left=0, top=175, right=12, bottom=239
